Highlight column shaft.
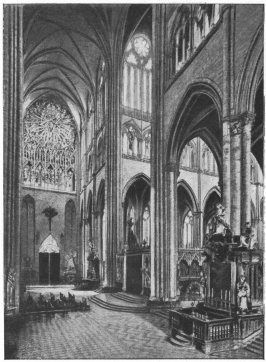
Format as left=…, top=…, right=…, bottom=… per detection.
left=4, top=5, right=23, bottom=312
left=230, top=125, right=241, bottom=235
left=241, top=116, right=253, bottom=232
left=169, top=171, right=177, bottom=300
left=222, top=120, right=231, bottom=223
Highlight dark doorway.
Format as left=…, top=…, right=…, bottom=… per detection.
left=39, top=253, right=49, bottom=284
left=127, top=255, right=142, bottom=294
left=39, top=253, right=60, bottom=284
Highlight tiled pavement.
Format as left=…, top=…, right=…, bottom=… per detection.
left=5, top=291, right=263, bottom=359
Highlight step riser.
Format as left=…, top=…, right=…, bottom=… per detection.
left=244, top=348, right=262, bottom=355
left=90, top=298, right=148, bottom=313
left=114, top=294, right=146, bottom=304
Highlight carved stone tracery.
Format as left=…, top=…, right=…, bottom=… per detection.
left=23, top=100, right=76, bottom=192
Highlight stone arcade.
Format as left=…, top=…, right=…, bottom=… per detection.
left=4, top=3, right=264, bottom=357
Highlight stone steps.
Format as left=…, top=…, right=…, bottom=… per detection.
left=112, top=292, right=147, bottom=304
left=170, top=330, right=194, bottom=349
left=89, top=294, right=149, bottom=313
left=243, top=334, right=264, bottom=356
left=151, top=309, right=170, bottom=320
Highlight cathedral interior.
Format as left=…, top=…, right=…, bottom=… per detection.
left=4, top=3, right=264, bottom=359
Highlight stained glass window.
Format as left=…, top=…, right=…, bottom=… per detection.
left=23, top=100, right=76, bottom=192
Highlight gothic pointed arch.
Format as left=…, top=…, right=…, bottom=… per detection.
left=177, top=180, right=199, bottom=212
left=122, top=173, right=150, bottom=203
left=123, top=175, right=150, bottom=249
left=166, top=82, right=222, bottom=177
left=202, top=188, right=221, bottom=235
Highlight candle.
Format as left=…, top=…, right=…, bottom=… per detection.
left=211, top=288, right=213, bottom=298
left=229, top=290, right=231, bottom=303
left=221, top=289, right=223, bottom=300
left=225, top=290, right=227, bottom=301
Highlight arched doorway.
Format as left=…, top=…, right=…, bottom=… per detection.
left=123, top=176, right=150, bottom=295
left=39, top=234, right=60, bottom=284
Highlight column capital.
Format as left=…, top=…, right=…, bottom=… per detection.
left=223, top=111, right=256, bottom=124
left=226, top=112, right=256, bottom=136
left=164, top=162, right=179, bottom=173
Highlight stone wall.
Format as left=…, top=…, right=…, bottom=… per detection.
left=20, top=187, right=78, bottom=284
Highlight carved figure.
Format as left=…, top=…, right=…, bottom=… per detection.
left=199, top=272, right=206, bottom=300
left=249, top=227, right=258, bottom=250
left=212, top=203, right=230, bottom=235
left=128, top=218, right=137, bottom=249
left=237, top=275, right=250, bottom=312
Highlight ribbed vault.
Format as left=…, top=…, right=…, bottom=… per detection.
left=23, top=4, right=136, bottom=130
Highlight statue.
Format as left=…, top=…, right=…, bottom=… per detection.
left=128, top=218, right=137, bottom=249
left=212, top=203, right=230, bottom=235
left=199, top=272, right=206, bottom=300
left=203, top=203, right=232, bottom=262
left=237, top=275, right=250, bottom=312
left=249, top=227, right=258, bottom=250
left=238, top=223, right=258, bottom=250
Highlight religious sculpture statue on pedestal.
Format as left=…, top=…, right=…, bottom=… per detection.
left=128, top=217, right=137, bottom=249
left=238, top=222, right=258, bottom=250
left=203, top=203, right=232, bottom=262
left=211, top=203, right=230, bottom=236
left=237, top=275, right=250, bottom=313
left=199, top=271, right=206, bottom=301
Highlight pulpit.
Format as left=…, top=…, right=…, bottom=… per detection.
left=170, top=205, right=263, bottom=354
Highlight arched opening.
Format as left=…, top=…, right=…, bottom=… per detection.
left=39, top=234, right=60, bottom=285
left=167, top=84, right=222, bottom=180
left=177, top=183, right=197, bottom=249
left=123, top=176, right=150, bottom=294
left=203, top=190, right=221, bottom=236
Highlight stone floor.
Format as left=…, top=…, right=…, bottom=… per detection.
left=5, top=287, right=263, bottom=359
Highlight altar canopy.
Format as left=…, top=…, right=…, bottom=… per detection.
left=39, top=234, right=60, bottom=253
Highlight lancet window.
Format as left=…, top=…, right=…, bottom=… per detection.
left=175, top=14, right=190, bottom=71
left=183, top=210, right=193, bottom=248
left=173, top=5, right=220, bottom=74
left=23, top=100, right=76, bottom=192
left=202, top=144, right=217, bottom=174
left=123, top=34, right=152, bottom=115
left=180, top=141, right=196, bottom=169
left=97, top=61, right=107, bottom=130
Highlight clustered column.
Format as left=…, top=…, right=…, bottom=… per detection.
left=241, top=113, right=255, bottom=233
left=228, top=112, right=254, bottom=236
left=230, top=118, right=242, bottom=235
left=4, top=5, right=23, bottom=312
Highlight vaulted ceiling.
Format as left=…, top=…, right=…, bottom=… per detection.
left=23, top=4, right=150, bottom=130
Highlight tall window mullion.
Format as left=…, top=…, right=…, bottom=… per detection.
left=130, top=66, right=135, bottom=109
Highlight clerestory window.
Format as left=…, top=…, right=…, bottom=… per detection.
left=123, top=34, right=152, bottom=115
